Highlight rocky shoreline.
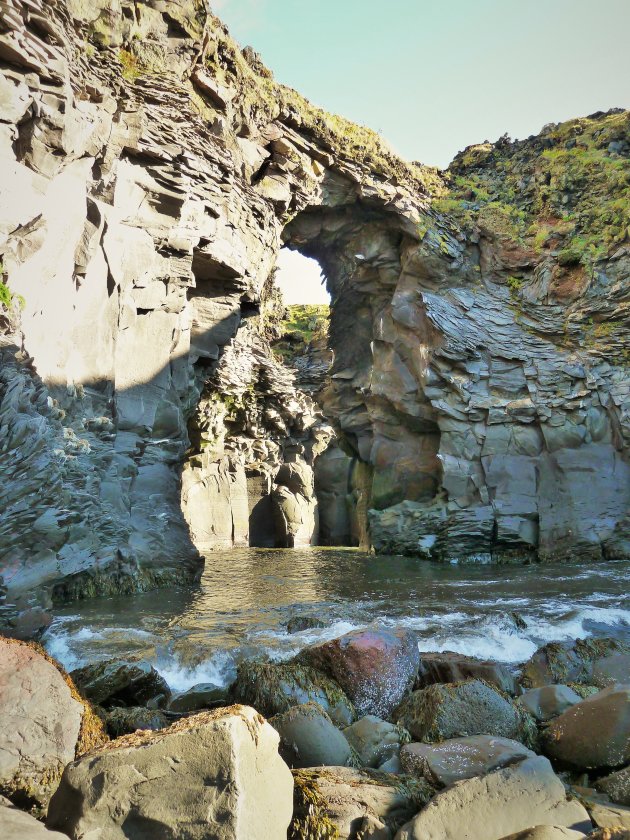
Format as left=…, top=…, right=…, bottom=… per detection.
left=1, top=630, right=629, bottom=839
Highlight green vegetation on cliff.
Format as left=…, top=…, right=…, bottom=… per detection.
left=434, top=109, right=630, bottom=270
left=273, top=304, right=329, bottom=362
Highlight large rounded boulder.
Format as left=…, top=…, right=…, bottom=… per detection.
left=297, top=627, right=420, bottom=718
left=395, top=679, right=537, bottom=746
left=542, top=685, right=630, bottom=769
left=517, top=685, right=582, bottom=722
left=47, top=705, right=293, bottom=840
left=0, top=638, right=106, bottom=813
left=232, top=660, right=355, bottom=726
left=0, top=796, right=69, bottom=840
left=270, top=702, right=357, bottom=768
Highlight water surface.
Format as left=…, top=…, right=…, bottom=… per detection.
left=44, top=549, right=630, bottom=691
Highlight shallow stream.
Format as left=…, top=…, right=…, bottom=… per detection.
left=43, top=549, right=630, bottom=692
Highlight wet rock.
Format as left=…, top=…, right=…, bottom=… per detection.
left=416, top=650, right=521, bottom=696
left=167, top=682, right=228, bottom=713
left=379, top=754, right=403, bottom=774
left=520, top=640, right=630, bottom=689
left=499, top=829, right=587, bottom=839
left=47, top=706, right=293, bottom=840
left=400, top=735, right=536, bottom=786
left=343, top=716, right=411, bottom=768
left=271, top=702, right=356, bottom=768
left=289, top=766, right=434, bottom=840
left=70, top=658, right=171, bottom=708
left=0, top=796, right=69, bottom=840
left=395, top=679, right=537, bottom=746
left=543, top=686, right=630, bottom=769
left=595, top=766, right=630, bottom=806
left=232, top=660, right=355, bottom=726
left=0, top=638, right=106, bottom=813
left=104, top=706, right=168, bottom=738
left=517, top=685, right=583, bottom=721
left=283, top=615, right=325, bottom=634
left=297, top=627, right=420, bottom=717
left=591, top=655, right=630, bottom=688
left=395, top=756, right=592, bottom=840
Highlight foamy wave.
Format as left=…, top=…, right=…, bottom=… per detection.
left=524, top=605, right=630, bottom=643
left=417, top=613, right=539, bottom=663
left=154, top=650, right=236, bottom=691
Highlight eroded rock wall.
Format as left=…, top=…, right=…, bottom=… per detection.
left=0, top=0, right=628, bottom=621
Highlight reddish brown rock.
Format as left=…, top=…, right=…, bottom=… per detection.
left=297, top=628, right=420, bottom=717
left=416, top=651, right=520, bottom=696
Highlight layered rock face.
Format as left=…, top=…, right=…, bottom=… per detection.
left=0, top=0, right=628, bottom=613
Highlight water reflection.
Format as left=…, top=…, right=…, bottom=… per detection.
left=44, top=549, right=630, bottom=690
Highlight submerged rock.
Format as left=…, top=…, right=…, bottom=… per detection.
left=104, top=706, right=168, bottom=738
left=517, top=685, right=583, bottom=721
left=271, top=702, right=356, bottom=769
left=232, top=660, right=355, bottom=726
left=542, top=685, right=630, bottom=769
left=0, top=638, right=106, bottom=813
left=416, top=651, right=521, bottom=696
left=47, top=706, right=293, bottom=840
left=520, top=639, right=630, bottom=689
left=395, top=679, right=537, bottom=746
left=167, top=682, right=228, bottom=713
left=297, top=628, right=420, bottom=718
left=342, top=716, right=411, bottom=768
left=289, top=766, right=434, bottom=840
left=396, top=756, right=592, bottom=840
left=400, top=735, right=536, bottom=786
left=283, top=615, right=326, bottom=634
left=70, top=659, right=171, bottom=708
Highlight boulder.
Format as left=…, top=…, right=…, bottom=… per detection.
left=343, top=716, right=411, bottom=768
left=417, top=651, right=520, bottom=696
left=400, top=735, right=536, bottom=786
left=271, top=702, right=356, bottom=768
left=395, top=756, right=592, bottom=840
left=586, top=801, right=630, bottom=832
left=499, top=829, right=587, bottom=839
left=104, top=706, right=169, bottom=737
left=167, top=682, right=228, bottom=713
left=0, top=638, right=106, bottom=813
left=47, top=706, right=293, bottom=840
left=379, top=754, right=403, bottom=774
left=395, top=679, right=537, bottom=746
left=543, top=686, right=630, bottom=769
left=290, top=767, right=434, bottom=840
left=70, top=658, right=171, bottom=708
left=297, top=628, right=420, bottom=717
left=520, top=640, right=630, bottom=689
left=595, top=766, right=630, bottom=806
left=591, top=655, right=630, bottom=689
left=518, top=685, right=583, bottom=721
left=232, top=660, right=355, bottom=726
left=0, top=796, right=69, bottom=840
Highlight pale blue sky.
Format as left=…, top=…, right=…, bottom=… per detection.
left=213, top=0, right=630, bottom=301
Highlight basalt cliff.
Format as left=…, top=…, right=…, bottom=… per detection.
left=0, top=0, right=628, bottom=625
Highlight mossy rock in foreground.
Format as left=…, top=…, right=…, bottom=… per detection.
left=289, top=767, right=435, bottom=840
left=231, top=660, right=356, bottom=727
